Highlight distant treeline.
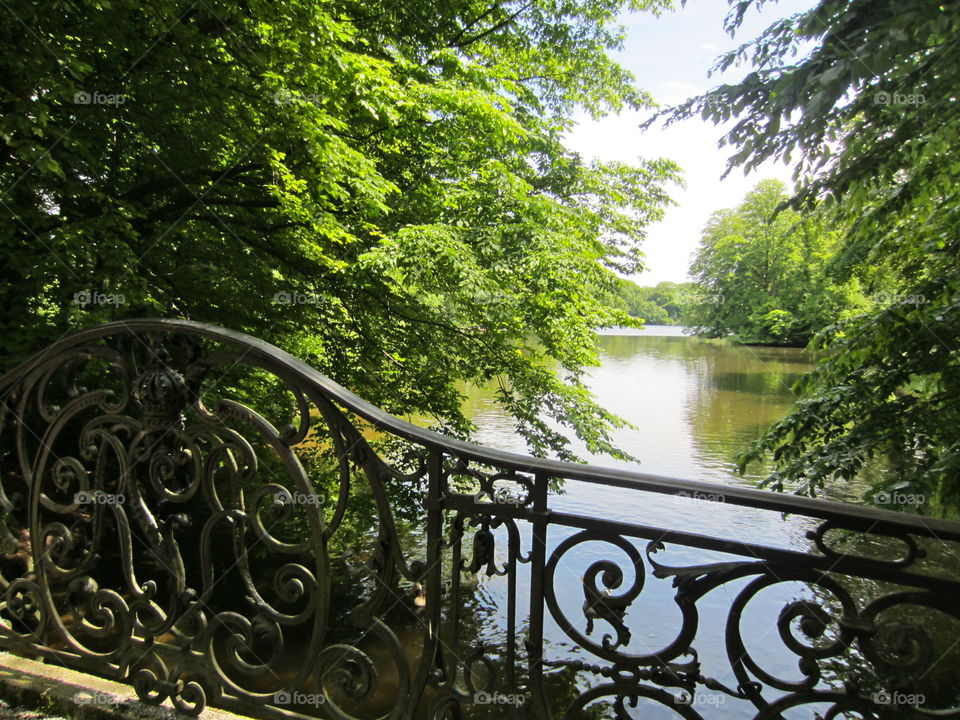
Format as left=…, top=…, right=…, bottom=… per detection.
left=603, top=280, right=695, bottom=326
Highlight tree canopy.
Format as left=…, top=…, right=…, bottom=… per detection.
left=687, top=179, right=866, bottom=346
left=659, top=0, right=960, bottom=512
left=0, top=0, right=679, bottom=460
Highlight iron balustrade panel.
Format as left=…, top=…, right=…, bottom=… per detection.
left=0, top=322, right=442, bottom=719
left=0, top=319, right=956, bottom=720
left=442, top=482, right=960, bottom=719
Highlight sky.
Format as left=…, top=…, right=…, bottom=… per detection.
left=564, top=0, right=817, bottom=286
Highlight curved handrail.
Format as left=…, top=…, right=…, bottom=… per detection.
left=3, top=317, right=959, bottom=539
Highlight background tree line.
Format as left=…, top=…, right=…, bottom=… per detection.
left=602, top=279, right=695, bottom=326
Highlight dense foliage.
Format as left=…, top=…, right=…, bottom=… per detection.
left=603, top=279, right=694, bottom=325
left=0, top=0, right=680, bottom=460
left=687, top=179, right=867, bottom=346
left=660, top=0, right=960, bottom=512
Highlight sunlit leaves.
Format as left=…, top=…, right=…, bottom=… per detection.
left=0, top=0, right=680, bottom=461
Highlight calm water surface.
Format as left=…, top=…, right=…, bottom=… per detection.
left=464, top=324, right=818, bottom=486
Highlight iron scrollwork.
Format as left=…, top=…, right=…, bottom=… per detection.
left=0, top=319, right=959, bottom=720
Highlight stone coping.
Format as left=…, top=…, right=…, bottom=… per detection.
left=0, top=654, right=246, bottom=720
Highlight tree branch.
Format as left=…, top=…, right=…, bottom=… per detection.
left=451, top=1, right=533, bottom=49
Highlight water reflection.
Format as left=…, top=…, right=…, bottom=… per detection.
left=464, top=327, right=818, bottom=483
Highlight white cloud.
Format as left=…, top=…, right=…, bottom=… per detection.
left=654, top=80, right=706, bottom=105
left=563, top=0, right=815, bottom=286
left=566, top=113, right=794, bottom=285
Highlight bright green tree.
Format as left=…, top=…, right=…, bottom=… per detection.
left=659, top=0, right=960, bottom=511
left=0, top=0, right=679, bottom=460
left=687, top=179, right=864, bottom=346
left=644, top=281, right=696, bottom=323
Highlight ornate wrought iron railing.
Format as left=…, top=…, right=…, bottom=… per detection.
left=0, top=319, right=958, bottom=720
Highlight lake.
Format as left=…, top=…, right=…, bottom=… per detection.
left=463, top=324, right=821, bottom=489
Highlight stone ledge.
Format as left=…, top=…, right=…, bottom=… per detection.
left=0, top=653, right=245, bottom=720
